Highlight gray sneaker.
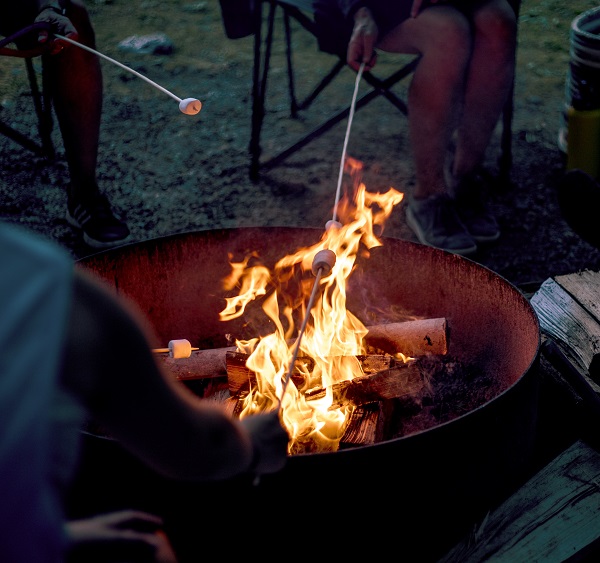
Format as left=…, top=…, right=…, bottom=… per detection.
left=406, top=194, right=477, bottom=256
left=453, top=171, right=500, bottom=243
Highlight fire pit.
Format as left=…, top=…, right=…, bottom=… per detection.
left=74, top=226, right=540, bottom=559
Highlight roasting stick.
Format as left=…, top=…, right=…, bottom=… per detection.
left=332, top=63, right=365, bottom=223
left=53, top=34, right=202, bottom=115
left=280, top=250, right=337, bottom=401
left=279, top=64, right=365, bottom=404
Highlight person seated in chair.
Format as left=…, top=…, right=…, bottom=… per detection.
left=0, top=0, right=130, bottom=249
left=315, top=0, right=517, bottom=256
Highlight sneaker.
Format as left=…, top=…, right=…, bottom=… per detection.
left=67, top=193, right=130, bottom=249
left=406, top=194, right=477, bottom=256
left=452, top=171, right=500, bottom=243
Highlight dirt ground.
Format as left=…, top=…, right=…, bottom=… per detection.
left=2, top=0, right=600, bottom=289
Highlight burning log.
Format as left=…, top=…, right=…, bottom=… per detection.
left=225, top=351, right=397, bottom=396
left=340, top=403, right=385, bottom=447
left=156, top=317, right=448, bottom=382
left=226, top=350, right=430, bottom=407
left=304, top=362, right=428, bottom=406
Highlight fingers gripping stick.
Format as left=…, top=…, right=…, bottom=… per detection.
left=53, top=34, right=202, bottom=115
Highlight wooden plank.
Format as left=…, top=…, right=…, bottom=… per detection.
left=555, top=270, right=600, bottom=324
left=439, top=440, right=600, bottom=562
left=530, top=277, right=600, bottom=391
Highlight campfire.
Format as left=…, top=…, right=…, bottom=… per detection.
left=77, top=205, right=541, bottom=558
left=200, top=174, right=495, bottom=456
left=217, top=180, right=406, bottom=454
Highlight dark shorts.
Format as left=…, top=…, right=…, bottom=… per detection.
left=314, top=0, right=485, bottom=57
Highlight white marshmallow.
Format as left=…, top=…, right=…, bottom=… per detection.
left=312, top=249, right=336, bottom=276
left=179, top=98, right=202, bottom=115
left=168, top=339, right=193, bottom=359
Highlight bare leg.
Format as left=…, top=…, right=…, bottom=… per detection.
left=451, top=0, right=517, bottom=180
left=377, top=7, right=473, bottom=199
left=43, top=0, right=103, bottom=200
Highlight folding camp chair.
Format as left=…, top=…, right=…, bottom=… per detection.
left=0, top=22, right=55, bottom=158
left=246, top=0, right=419, bottom=182
left=228, top=0, right=521, bottom=184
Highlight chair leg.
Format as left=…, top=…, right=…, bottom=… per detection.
left=249, top=0, right=277, bottom=182
left=26, top=57, right=55, bottom=159
left=283, top=10, right=299, bottom=117
left=0, top=57, right=54, bottom=157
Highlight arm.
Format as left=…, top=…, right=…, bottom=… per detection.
left=62, top=268, right=289, bottom=481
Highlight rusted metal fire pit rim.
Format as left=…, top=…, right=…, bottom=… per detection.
left=78, top=227, right=542, bottom=460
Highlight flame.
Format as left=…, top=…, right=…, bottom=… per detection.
left=220, top=182, right=404, bottom=454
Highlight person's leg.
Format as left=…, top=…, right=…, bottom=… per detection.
left=43, top=0, right=129, bottom=248
left=377, top=7, right=478, bottom=254
left=446, top=0, right=517, bottom=243
left=378, top=7, right=473, bottom=201
left=450, top=0, right=517, bottom=180
left=44, top=0, right=102, bottom=194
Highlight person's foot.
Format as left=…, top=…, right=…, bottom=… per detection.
left=451, top=170, right=500, bottom=243
left=67, top=192, right=130, bottom=249
left=406, top=194, right=477, bottom=256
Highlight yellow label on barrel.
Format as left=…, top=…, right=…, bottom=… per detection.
left=566, top=106, right=600, bottom=179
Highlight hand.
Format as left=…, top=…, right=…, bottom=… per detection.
left=346, top=7, right=379, bottom=72
left=34, top=7, right=78, bottom=54
left=240, top=410, right=289, bottom=475
left=65, top=510, right=178, bottom=563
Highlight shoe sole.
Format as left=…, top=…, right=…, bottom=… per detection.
left=406, top=207, right=477, bottom=256
left=469, top=231, right=501, bottom=244
left=66, top=209, right=130, bottom=249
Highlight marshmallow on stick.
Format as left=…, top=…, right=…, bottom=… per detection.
left=54, top=34, right=202, bottom=115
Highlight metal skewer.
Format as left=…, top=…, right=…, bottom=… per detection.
left=53, top=33, right=202, bottom=115
left=279, top=63, right=365, bottom=405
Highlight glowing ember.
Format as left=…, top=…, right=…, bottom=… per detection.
left=219, top=181, right=404, bottom=454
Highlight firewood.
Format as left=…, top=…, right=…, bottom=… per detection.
left=305, top=361, right=427, bottom=407
left=225, top=351, right=396, bottom=396
left=365, top=317, right=448, bottom=356
left=155, top=346, right=236, bottom=380
left=340, top=403, right=384, bottom=447
left=531, top=275, right=600, bottom=391
left=156, top=317, right=448, bottom=384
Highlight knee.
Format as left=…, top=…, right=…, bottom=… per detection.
left=427, top=14, right=473, bottom=65
left=474, top=4, right=518, bottom=55
left=421, top=15, right=473, bottom=83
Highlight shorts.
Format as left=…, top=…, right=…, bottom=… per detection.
left=314, top=0, right=485, bottom=57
